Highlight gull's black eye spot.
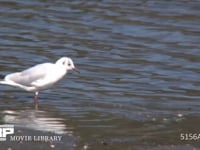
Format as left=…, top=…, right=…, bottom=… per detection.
left=62, top=61, right=65, bottom=65
left=68, top=63, right=71, bottom=66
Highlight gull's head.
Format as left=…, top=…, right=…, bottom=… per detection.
left=56, top=57, right=79, bottom=72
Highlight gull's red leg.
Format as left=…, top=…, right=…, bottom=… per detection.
left=34, top=91, right=39, bottom=109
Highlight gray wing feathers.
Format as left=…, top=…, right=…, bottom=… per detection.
left=5, top=63, right=54, bottom=87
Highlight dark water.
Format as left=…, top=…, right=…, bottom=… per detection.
left=0, top=0, right=200, bottom=149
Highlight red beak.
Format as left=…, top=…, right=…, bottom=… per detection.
left=73, top=67, right=80, bottom=73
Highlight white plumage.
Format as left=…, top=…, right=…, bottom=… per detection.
left=0, top=57, right=79, bottom=108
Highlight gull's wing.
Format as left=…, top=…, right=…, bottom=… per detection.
left=5, top=63, right=55, bottom=87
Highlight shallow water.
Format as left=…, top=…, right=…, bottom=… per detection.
left=0, top=0, right=200, bottom=149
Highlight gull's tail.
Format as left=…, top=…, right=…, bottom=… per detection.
left=0, top=75, right=35, bottom=92
left=0, top=79, right=13, bottom=85
left=0, top=74, right=19, bottom=86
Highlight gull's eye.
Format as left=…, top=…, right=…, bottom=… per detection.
left=68, top=63, right=71, bottom=66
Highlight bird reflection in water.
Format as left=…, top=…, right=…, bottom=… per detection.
left=1, top=109, right=72, bottom=135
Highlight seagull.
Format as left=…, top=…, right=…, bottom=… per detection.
left=0, top=57, right=79, bottom=109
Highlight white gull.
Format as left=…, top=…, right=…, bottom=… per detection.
left=0, top=57, right=79, bottom=109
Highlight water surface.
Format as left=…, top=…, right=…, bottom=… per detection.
left=0, top=0, right=200, bottom=149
